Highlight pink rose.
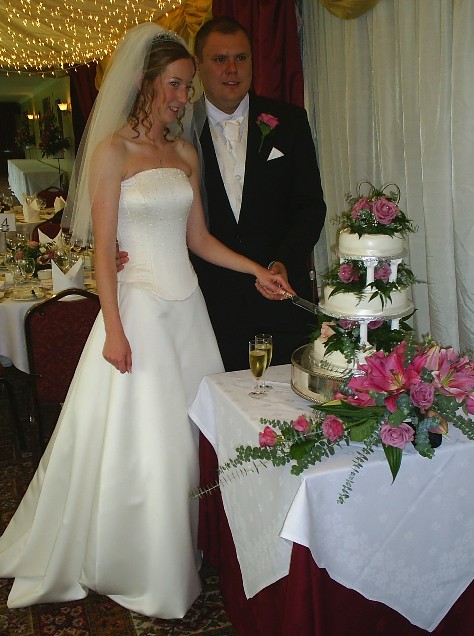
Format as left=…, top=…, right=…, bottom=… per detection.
left=374, top=262, right=391, bottom=282
left=339, top=319, right=358, bottom=330
left=320, top=322, right=335, bottom=343
left=322, top=415, right=345, bottom=442
left=380, top=422, right=414, bottom=448
left=466, top=395, right=474, bottom=415
left=351, top=197, right=371, bottom=219
left=338, top=263, right=359, bottom=283
left=368, top=319, right=384, bottom=329
left=259, top=426, right=277, bottom=447
left=372, top=198, right=399, bottom=225
left=292, top=415, right=311, bottom=434
left=14, top=250, right=24, bottom=260
left=410, top=381, right=435, bottom=411
left=27, top=241, right=39, bottom=248
left=257, top=112, right=279, bottom=129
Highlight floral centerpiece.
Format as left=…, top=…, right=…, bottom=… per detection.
left=15, top=115, right=35, bottom=150
left=337, top=182, right=416, bottom=236
left=13, top=240, right=55, bottom=274
left=219, top=336, right=474, bottom=503
left=38, top=108, right=70, bottom=158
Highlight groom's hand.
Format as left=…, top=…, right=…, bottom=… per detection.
left=115, top=241, right=129, bottom=272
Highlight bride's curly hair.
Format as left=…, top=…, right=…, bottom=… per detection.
left=128, top=37, right=195, bottom=141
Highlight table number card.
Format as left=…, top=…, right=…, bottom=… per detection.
left=1, top=213, right=16, bottom=232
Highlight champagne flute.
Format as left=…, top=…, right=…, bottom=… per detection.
left=249, top=339, right=267, bottom=398
left=255, top=334, right=273, bottom=391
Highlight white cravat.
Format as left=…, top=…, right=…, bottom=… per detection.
left=222, top=117, right=244, bottom=153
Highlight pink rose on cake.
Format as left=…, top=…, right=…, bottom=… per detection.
left=351, top=197, right=371, bottom=218
left=372, top=197, right=400, bottom=225
left=374, top=262, right=392, bottom=282
left=338, top=263, right=360, bottom=283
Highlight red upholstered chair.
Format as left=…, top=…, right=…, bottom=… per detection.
left=37, top=187, right=66, bottom=209
left=31, top=221, right=61, bottom=243
left=0, top=362, right=26, bottom=451
left=24, top=288, right=100, bottom=461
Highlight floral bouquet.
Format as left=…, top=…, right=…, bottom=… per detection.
left=337, top=182, right=416, bottom=237
left=220, top=336, right=474, bottom=503
left=15, top=115, right=35, bottom=149
left=38, top=108, right=70, bottom=158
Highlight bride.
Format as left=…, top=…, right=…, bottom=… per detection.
left=0, top=23, right=294, bottom=618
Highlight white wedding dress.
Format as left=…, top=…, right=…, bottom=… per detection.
left=0, top=168, right=224, bottom=618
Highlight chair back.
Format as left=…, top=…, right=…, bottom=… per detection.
left=31, top=221, right=61, bottom=243
left=25, top=288, right=100, bottom=406
left=37, top=187, right=66, bottom=209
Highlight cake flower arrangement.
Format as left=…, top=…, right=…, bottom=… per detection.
left=337, top=181, right=416, bottom=236
left=221, top=336, right=474, bottom=503
left=310, top=310, right=415, bottom=366
left=323, top=258, right=417, bottom=307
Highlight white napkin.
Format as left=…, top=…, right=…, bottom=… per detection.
left=22, top=194, right=41, bottom=222
left=54, top=196, right=66, bottom=212
left=38, top=228, right=62, bottom=245
left=52, top=259, right=85, bottom=293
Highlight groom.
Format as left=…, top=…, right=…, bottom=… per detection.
left=190, top=17, right=326, bottom=370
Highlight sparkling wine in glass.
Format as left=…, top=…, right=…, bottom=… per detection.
left=249, top=339, right=268, bottom=398
left=255, top=334, right=273, bottom=391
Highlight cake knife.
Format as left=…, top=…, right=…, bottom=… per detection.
left=280, top=290, right=319, bottom=314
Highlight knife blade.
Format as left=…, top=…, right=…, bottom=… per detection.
left=280, top=290, right=319, bottom=314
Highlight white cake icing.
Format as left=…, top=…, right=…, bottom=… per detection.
left=338, top=229, right=404, bottom=257
left=321, top=285, right=411, bottom=317
left=311, top=337, right=375, bottom=372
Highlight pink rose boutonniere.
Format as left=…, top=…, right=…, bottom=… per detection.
left=256, top=112, right=279, bottom=152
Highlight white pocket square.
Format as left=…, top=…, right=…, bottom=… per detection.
left=267, top=147, right=284, bottom=161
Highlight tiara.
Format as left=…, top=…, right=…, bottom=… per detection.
left=153, top=31, right=184, bottom=46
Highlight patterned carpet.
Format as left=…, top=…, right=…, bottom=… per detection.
left=0, top=365, right=237, bottom=636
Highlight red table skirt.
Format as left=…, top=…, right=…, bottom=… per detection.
left=198, top=434, right=474, bottom=635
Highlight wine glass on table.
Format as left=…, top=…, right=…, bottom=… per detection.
left=18, top=258, right=36, bottom=286
left=255, top=334, right=273, bottom=392
left=248, top=339, right=268, bottom=399
left=53, top=248, right=71, bottom=273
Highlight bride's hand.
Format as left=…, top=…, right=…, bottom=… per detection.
left=254, top=264, right=295, bottom=301
left=103, top=331, right=132, bottom=373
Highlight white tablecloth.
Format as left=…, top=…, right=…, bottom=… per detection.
left=0, top=293, right=40, bottom=372
left=7, top=159, right=61, bottom=202
left=189, top=365, right=474, bottom=632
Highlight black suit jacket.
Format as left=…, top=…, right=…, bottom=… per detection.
left=191, top=93, right=326, bottom=370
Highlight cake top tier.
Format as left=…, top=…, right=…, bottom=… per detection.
left=337, top=182, right=416, bottom=237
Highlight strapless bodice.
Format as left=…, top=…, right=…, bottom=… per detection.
left=117, top=168, right=198, bottom=300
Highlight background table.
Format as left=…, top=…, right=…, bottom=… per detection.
left=7, top=159, right=61, bottom=202
left=190, top=365, right=474, bottom=635
left=0, top=291, right=45, bottom=372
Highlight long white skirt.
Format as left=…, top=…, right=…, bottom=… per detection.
left=0, top=283, right=224, bottom=618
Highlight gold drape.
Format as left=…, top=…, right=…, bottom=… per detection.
left=95, top=0, right=212, bottom=89
left=319, top=0, right=380, bottom=20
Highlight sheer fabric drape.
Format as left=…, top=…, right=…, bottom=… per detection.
left=303, top=0, right=474, bottom=352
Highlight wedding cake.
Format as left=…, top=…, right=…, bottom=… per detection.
left=291, top=183, right=417, bottom=403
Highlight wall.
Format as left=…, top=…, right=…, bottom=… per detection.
left=15, top=75, right=75, bottom=191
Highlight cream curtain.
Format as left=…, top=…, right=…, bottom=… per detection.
left=304, top=0, right=474, bottom=353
